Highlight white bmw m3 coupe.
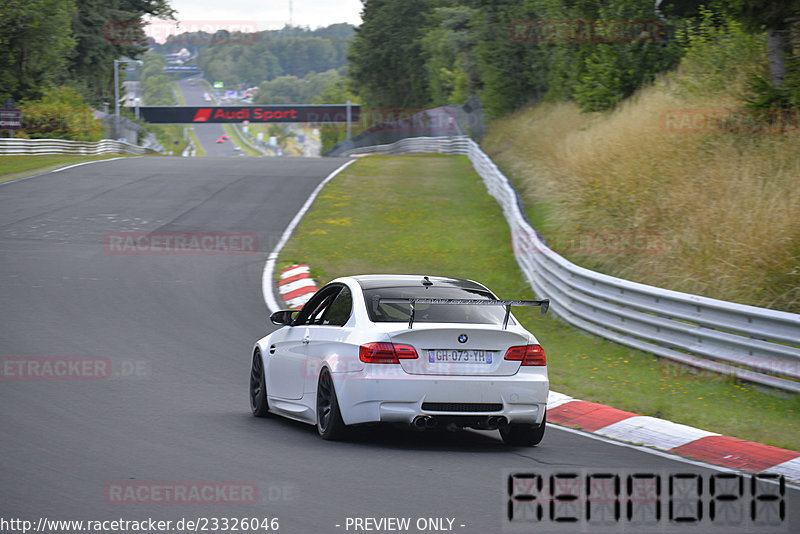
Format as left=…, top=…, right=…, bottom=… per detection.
left=250, top=275, right=550, bottom=445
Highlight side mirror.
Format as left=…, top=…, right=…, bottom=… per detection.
left=270, top=309, right=297, bottom=326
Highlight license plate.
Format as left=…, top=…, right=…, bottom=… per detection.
left=428, top=350, right=493, bottom=364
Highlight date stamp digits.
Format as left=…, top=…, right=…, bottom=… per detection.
left=504, top=469, right=787, bottom=533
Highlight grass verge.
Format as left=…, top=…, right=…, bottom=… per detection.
left=0, top=154, right=136, bottom=183
left=187, top=128, right=206, bottom=157
left=278, top=154, right=799, bottom=451
left=222, top=124, right=261, bottom=157
left=172, top=82, right=186, bottom=105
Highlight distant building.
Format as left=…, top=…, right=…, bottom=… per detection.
left=165, top=48, right=192, bottom=64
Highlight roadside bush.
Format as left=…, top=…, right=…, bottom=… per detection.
left=673, top=7, right=765, bottom=98
left=19, top=86, right=103, bottom=141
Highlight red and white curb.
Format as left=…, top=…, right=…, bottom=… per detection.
left=261, top=159, right=356, bottom=313
left=278, top=265, right=317, bottom=309
left=547, top=391, right=800, bottom=483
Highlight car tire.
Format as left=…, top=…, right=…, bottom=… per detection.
left=500, top=412, right=546, bottom=446
left=316, top=367, right=347, bottom=440
left=250, top=349, right=269, bottom=417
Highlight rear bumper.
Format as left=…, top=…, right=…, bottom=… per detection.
left=332, top=366, right=548, bottom=426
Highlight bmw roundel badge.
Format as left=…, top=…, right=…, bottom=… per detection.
left=458, top=334, right=468, bottom=344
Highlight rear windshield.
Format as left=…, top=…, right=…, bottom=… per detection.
left=362, top=286, right=513, bottom=325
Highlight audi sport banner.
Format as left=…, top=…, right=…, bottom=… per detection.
left=138, top=105, right=359, bottom=124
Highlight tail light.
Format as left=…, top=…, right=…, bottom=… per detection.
left=504, top=344, right=546, bottom=366
left=359, top=342, right=419, bottom=364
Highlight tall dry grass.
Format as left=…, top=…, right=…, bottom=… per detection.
left=484, top=80, right=800, bottom=312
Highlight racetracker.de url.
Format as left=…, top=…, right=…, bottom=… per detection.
left=0, top=517, right=280, bottom=533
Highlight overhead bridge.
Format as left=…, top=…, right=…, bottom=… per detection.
left=138, top=104, right=360, bottom=124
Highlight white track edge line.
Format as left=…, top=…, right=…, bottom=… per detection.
left=261, top=159, right=356, bottom=312
left=49, top=156, right=135, bottom=172
left=0, top=156, right=139, bottom=186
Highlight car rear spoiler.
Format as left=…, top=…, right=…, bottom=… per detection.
left=375, top=297, right=550, bottom=329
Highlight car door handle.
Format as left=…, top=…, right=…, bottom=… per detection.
left=302, top=336, right=310, bottom=345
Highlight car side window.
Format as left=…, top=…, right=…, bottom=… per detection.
left=294, top=287, right=337, bottom=326
left=306, top=292, right=338, bottom=325
left=321, top=286, right=352, bottom=326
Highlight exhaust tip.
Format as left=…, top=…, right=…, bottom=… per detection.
left=485, top=416, right=508, bottom=430
left=413, top=416, right=438, bottom=430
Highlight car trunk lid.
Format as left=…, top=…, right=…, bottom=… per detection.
left=389, top=326, right=529, bottom=376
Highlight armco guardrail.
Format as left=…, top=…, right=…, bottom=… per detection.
left=0, top=138, right=156, bottom=156
left=325, top=97, right=485, bottom=157
left=341, top=136, right=800, bottom=393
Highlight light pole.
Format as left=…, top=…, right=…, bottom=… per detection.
left=114, top=59, right=143, bottom=140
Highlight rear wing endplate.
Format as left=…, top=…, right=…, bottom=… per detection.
left=374, top=297, right=550, bottom=329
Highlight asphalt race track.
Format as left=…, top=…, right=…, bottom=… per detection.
left=176, top=79, right=238, bottom=156
left=1, top=157, right=797, bottom=534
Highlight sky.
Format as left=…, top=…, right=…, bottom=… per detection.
left=145, top=0, right=363, bottom=42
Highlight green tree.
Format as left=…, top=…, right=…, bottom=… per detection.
left=470, top=0, right=548, bottom=117
left=139, top=51, right=175, bottom=105
left=0, top=0, right=175, bottom=105
left=720, top=0, right=800, bottom=88
left=66, top=0, right=175, bottom=105
left=193, top=25, right=354, bottom=89
left=674, top=7, right=764, bottom=97
left=313, top=74, right=359, bottom=152
left=468, top=0, right=684, bottom=113
left=714, top=0, right=800, bottom=109
left=348, top=0, right=435, bottom=108
left=0, top=0, right=76, bottom=101
left=420, top=5, right=481, bottom=106
left=136, top=50, right=185, bottom=153
left=254, top=69, right=344, bottom=105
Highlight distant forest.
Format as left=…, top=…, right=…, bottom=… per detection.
left=152, top=24, right=355, bottom=88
